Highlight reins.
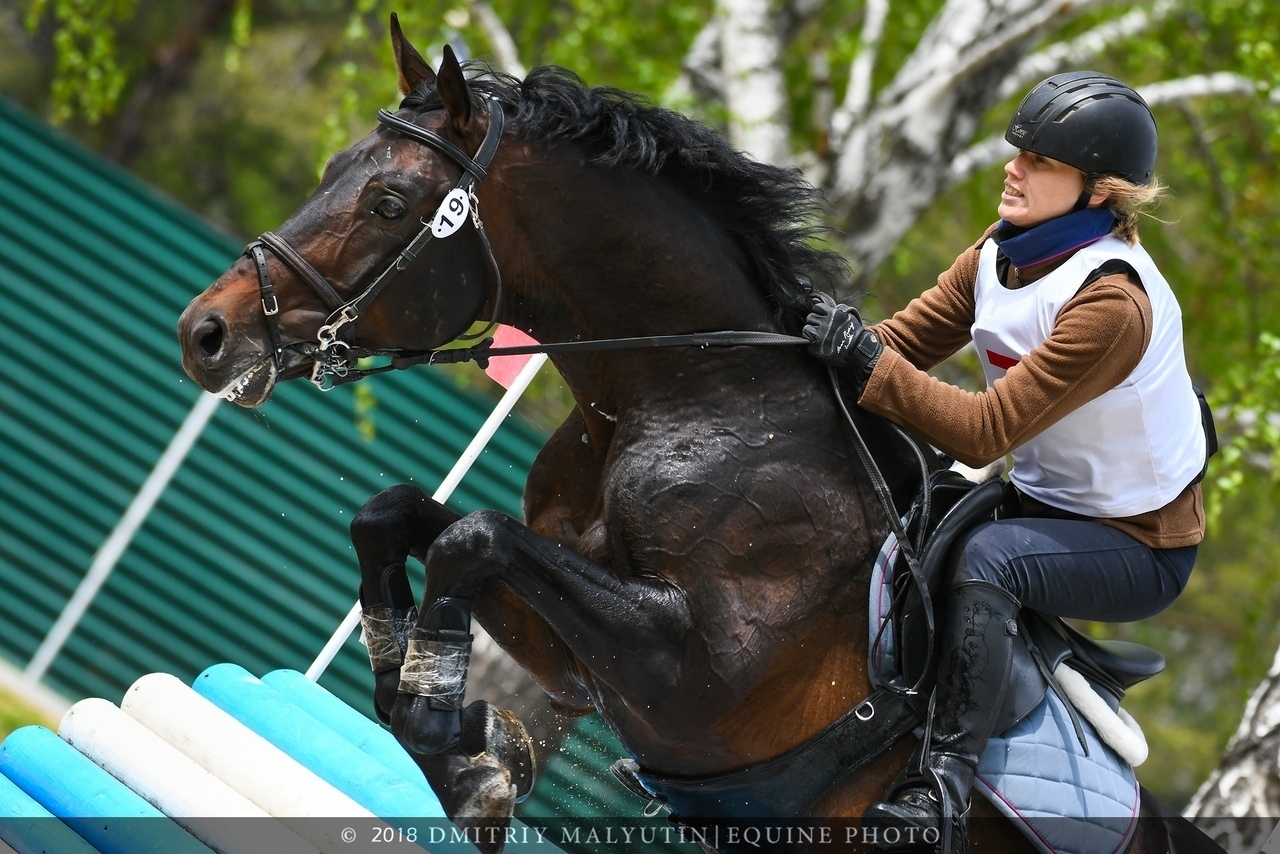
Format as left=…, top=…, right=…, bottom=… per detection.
left=319, top=329, right=812, bottom=385
left=828, top=364, right=937, bottom=697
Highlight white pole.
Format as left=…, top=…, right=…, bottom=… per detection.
left=304, top=354, right=548, bottom=681
left=25, top=392, right=223, bottom=682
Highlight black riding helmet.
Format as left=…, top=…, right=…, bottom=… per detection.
left=1005, top=71, right=1157, bottom=186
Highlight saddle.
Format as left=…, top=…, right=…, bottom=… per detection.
left=874, top=467, right=1166, bottom=735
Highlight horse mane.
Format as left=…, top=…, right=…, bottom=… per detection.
left=402, top=62, right=851, bottom=328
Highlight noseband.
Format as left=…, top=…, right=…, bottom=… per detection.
left=243, top=98, right=507, bottom=390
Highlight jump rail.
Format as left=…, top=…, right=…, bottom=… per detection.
left=0, top=664, right=560, bottom=854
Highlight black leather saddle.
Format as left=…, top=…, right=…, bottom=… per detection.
left=879, top=469, right=1165, bottom=734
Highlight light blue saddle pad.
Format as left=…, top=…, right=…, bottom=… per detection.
left=975, top=688, right=1140, bottom=854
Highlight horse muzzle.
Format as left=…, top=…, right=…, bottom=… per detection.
left=177, top=296, right=310, bottom=407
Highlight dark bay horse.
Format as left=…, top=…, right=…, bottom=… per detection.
left=177, top=17, right=1217, bottom=854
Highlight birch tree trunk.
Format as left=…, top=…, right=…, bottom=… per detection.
left=1184, top=645, right=1280, bottom=851
left=717, top=0, right=792, bottom=167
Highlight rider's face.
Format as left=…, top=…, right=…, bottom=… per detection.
left=998, top=150, right=1088, bottom=227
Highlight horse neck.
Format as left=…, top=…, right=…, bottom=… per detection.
left=488, top=144, right=785, bottom=409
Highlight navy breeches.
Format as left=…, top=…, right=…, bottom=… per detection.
left=955, top=517, right=1196, bottom=622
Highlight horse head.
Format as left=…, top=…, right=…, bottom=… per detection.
left=178, top=19, right=501, bottom=405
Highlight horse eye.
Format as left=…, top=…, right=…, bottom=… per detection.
left=373, top=197, right=407, bottom=220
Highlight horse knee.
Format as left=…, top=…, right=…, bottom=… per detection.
left=427, top=510, right=513, bottom=568
left=351, top=484, right=430, bottom=550
left=351, top=484, right=464, bottom=567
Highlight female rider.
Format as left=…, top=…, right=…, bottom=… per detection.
left=803, top=71, right=1207, bottom=852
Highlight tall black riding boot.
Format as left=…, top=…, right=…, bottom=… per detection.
left=863, top=580, right=1020, bottom=854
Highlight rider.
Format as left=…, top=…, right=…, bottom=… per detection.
left=803, top=72, right=1207, bottom=852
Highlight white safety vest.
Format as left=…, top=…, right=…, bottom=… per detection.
left=971, top=234, right=1204, bottom=517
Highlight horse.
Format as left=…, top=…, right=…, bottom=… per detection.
left=176, top=16, right=1220, bottom=854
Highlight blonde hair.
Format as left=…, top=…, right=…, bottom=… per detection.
left=1086, top=173, right=1167, bottom=245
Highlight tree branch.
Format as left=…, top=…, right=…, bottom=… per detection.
left=997, top=1, right=1174, bottom=103
left=104, top=0, right=237, bottom=166
left=1142, top=71, right=1280, bottom=105
left=666, top=19, right=722, bottom=109
left=926, top=1, right=1088, bottom=98
left=948, top=134, right=1016, bottom=186
left=831, top=0, right=887, bottom=141
left=880, top=0, right=1067, bottom=104
left=1178, top=103, right=1236, bottom=224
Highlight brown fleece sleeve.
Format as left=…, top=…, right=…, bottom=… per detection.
left=870, top=237, right=984, bottom=370
left=859, top=273, right=1153, bottom=468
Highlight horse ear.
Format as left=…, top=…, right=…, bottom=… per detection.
left=390, top=13, right=435, bottom=97
left=436, top=44, right=473, bottom=133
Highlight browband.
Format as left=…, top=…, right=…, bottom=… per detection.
left=377, top=109, right=490, bottom=182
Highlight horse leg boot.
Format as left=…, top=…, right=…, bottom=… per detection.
left=358, top=564, right=418, bottom=723
left=391, top=598, right=535, bottom=853
left=351, top=484, right=463, bottom=722
left=863, top=580, right=1019, bottom=854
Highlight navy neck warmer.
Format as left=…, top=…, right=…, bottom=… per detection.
left=992, top=208, right=1117, bottom=270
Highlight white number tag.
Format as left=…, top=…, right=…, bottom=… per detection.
left=430, top=188, right=471, bottom=238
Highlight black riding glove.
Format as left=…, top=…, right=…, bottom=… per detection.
left=802, top=292, right=883, bottom=391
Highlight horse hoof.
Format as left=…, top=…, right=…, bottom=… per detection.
left=460, top=700, right=537, bottom=801
left=413, top=753, right=518, bottom=854
left=452, top=760, right=518, bottom=840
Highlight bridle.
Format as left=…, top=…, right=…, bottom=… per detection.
left=242, top=97, right=508, bottom=391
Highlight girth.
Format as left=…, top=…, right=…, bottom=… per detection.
left=613, top=688, right=920, bottom=824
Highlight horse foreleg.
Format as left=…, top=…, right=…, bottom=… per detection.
left=391, top=510, right=696, bottom=850
left=383, top=593, right=535, bottom=852
left=352, top=488, right=537, bottom=851
left=350, top=484, right=461, bottom=722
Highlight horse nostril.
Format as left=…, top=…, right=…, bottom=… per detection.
left=196, top=317, right=225, bottom=361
